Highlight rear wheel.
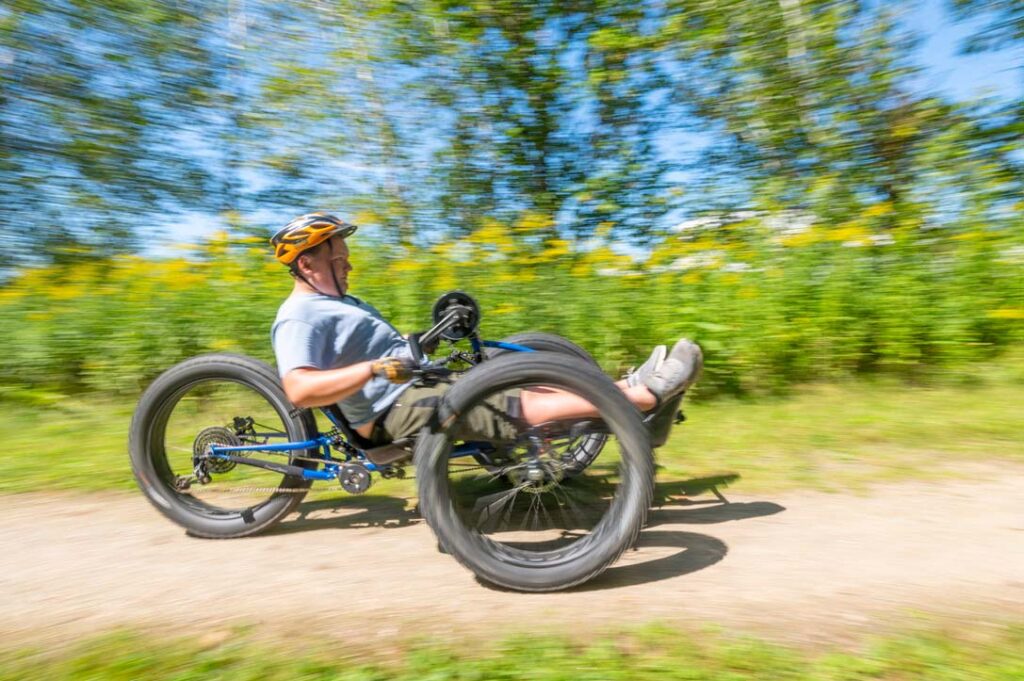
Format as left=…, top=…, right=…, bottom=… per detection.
left=129, top=353, right=318, bottom=538
left=416, top=352, right=654, bottom=592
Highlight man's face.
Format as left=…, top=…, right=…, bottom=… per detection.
left=326, top=236, right=352, bottom=294
left=300, top=235, right=352, bottom=296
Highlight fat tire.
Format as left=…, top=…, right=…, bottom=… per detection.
left=416, top=351, right=654, bottom=592
left=129, top=353, right=318, bottom=538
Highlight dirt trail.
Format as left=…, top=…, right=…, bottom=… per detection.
left=2, top=468, right=1022, bottom=647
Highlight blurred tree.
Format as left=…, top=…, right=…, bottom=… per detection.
left=258, top=0, right=676, bottom=244
left=254, top=2, right=419, bottom=246
left=950, top=0, right=1023, bottom=52
left=409, top=0, right=673, bottom=242
left=1, top=0, right=1017, bottom=272
left=0, top=1, right=223, bottom=270
left=948, top=0, right=1023, bottom=176
left=653, top=0, right=1019, bottom=229
left=0, top=1, right=338, bottom=272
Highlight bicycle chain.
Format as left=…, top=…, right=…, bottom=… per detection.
left=189, top=436, right=510, bottom=495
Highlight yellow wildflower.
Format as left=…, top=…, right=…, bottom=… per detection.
left=863, top=202, right=893, bottom=218
left=828, top=223, right=869, bottom=242
left=389, top=259, right=423, bottom=274
left=514, top=212, right=555, bottom=233
left=780, top=228, right=819, bottom=248
left=492, top=303, right=521, bottom=315
left=540, top=238, right=572, bottom=260
left=987, top=309, right=1024, bottom=320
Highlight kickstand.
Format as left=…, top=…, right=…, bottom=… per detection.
left=710, top=485, right=730, bottom=504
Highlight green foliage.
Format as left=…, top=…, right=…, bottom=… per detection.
left=1, top=211, right=1022, bottom=400
left=3, top=353, right=1022, bottom=494
left=2, top=623, right=1022, bottom=680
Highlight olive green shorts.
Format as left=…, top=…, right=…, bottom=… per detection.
left=371, top=382, right=523, bottom=445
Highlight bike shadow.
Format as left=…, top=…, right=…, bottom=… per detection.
left=479, top=474, right=786, bottom=593
left=584, top=474, right=784, bottom=590
left=267, top=494, right=421, bottom=535
left=268, top=474, right=785, bottom=594
left=566, top=529, right=730, bottom=592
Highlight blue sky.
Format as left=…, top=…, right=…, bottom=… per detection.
left=909, top=0, right=1022, bottom=101
left=151, top=0, right=1022, bottom=256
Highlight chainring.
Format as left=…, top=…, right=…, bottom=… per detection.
left=338, top=463, right=372, bottom=494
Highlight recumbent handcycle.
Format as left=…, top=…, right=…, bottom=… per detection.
left=129, top=292, right=687, bottom=592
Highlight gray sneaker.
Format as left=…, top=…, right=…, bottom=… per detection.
left=626, top=345, right=666, bottom=388
left=641, top=339, right=703, bottom=402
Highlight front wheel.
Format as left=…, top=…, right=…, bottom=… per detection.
left=416, top=352, right=654, bottom=592
left=129, top=353, right=319, bottom=538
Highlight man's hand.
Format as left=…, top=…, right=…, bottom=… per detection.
left=370, top=356, right=419, bottom=384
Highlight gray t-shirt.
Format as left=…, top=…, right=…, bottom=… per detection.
left=271, top=293, right=413, bottom=427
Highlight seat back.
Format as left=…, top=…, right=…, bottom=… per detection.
left=321, top=404, right=375, bottom=450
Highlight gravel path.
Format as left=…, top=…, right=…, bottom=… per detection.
left=3, top=469, right=1022, bottom=647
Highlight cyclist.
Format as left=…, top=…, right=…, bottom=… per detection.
left=270, top=212, right=702, bottom=447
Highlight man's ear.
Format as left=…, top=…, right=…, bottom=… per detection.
left=294, top=253, right=314, bottom=278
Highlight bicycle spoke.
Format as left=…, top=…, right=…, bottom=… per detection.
left=551, top=480, right=600, bottom=528
left=160, top=377, right=301, bottom=511
left=472, top=482, right=528, bottom=532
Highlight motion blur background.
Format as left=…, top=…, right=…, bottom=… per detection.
left=1, top=0, right=1021, bottom=397
left=2, top=2, right=1023, bottom=676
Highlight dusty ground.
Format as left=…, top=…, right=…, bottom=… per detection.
left=2, top=467, right=1022, bottom=649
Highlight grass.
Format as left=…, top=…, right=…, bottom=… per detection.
left=659, top=360, right=1024, bottom=492
left=2, top=622, right=1022, bottom=680
left=4, top=356, right=1023, bottom=495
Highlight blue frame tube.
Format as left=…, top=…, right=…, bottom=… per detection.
left=481, top=340, right=534, bottom=353
left=211, top=440, right=485, bottom=460
left=210, top=438, right=328, bottom=454
left=204, top=337, right=521, bottom=481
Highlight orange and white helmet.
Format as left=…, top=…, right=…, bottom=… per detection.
left=270, top=212, right=357, bottom=266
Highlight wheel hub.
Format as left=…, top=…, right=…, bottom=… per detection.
left=508, top=457, right=564, bottom=494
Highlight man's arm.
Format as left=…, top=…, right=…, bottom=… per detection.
left=281, top=356, right=416, bottom=408
left=282, top=362, right=375, bottom=408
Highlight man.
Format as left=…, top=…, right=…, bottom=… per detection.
left=270, top=212, right=702, bottom=448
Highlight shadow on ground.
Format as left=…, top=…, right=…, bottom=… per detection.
left=269, top=473, right=785, bottom=591
left=579, top=499, right=785, bottom=591
left=267, top=494, right=420, bottom=535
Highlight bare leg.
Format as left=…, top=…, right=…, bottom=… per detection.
left=519, top=384, right=656, bottom=425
